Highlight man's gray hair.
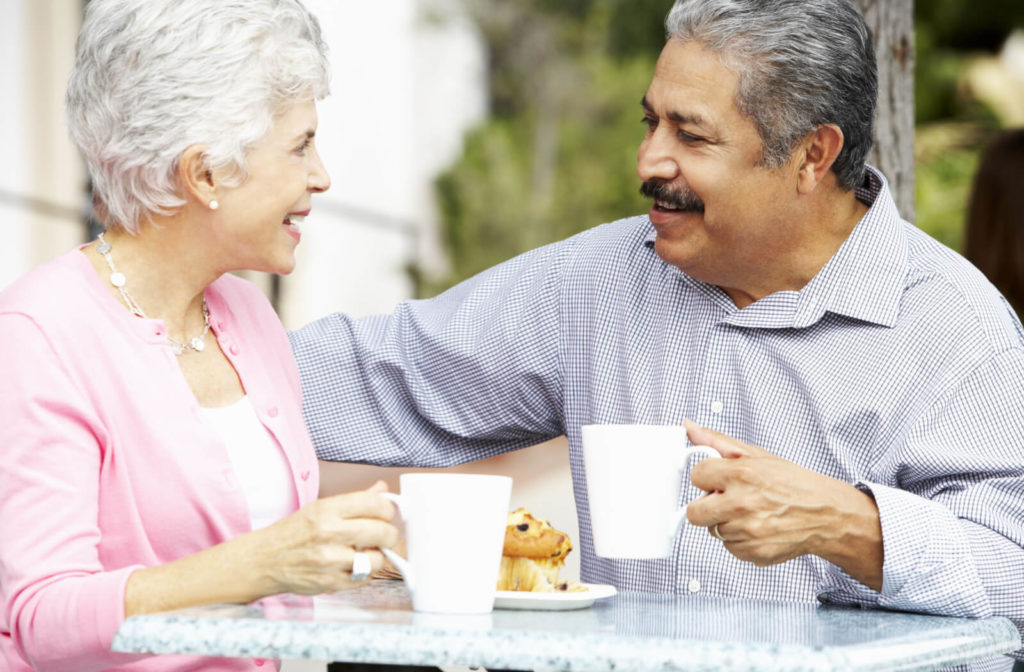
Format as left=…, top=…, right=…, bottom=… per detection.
left=66, top=0, right=330, bottom=233
left=666, top=0, right=876, bottom=191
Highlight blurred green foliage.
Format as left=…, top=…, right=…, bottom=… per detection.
left=420, top=0, right=660, bottom=294
left=416, top=0, right=1022, bottom=295
left=913, top=0, right=1022, bottom=251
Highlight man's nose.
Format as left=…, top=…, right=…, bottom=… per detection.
left=637, top=133, right=680, bottom=184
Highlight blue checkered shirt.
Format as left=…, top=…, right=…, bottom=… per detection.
left=290, top=168, right=1024, bottom=670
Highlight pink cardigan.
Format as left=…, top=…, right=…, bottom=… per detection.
left=0, top=249, right=320, bottom=672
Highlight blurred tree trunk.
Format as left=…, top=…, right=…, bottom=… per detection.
left=854, top=0, right=916, bottom=221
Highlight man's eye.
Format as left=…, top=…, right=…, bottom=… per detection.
left=678, top=130, right=704, bottom=143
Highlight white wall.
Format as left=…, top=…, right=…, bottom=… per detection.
left=280, top=0, right=487, bottom=328
left=0, top=0, right=84, bottom=292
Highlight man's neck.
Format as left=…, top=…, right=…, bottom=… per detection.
left=722, top=191, right=869, bottom=309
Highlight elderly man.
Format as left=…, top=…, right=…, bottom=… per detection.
left=291, top=0, right=1024, bottom=668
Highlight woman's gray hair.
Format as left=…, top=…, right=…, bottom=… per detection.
left=66, top=0, right=330, bottom=233
left=666, top=0, right=876, bottom=191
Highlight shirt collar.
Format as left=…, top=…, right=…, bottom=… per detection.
left=642, top=166, right=908, bottom=329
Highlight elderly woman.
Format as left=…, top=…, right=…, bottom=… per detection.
left=0, top=1, right=398, bottom=670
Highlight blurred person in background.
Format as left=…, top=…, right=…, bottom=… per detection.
left=0, top=1, right=398, bottom=670
left=963, top=128, right=1024, bottom=318
left=963, top=132, right=1024, bottom=672
left=291, top=0, right=1024, bottom=669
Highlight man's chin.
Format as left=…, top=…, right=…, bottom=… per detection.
left=652, top=235, right=701, bottom=273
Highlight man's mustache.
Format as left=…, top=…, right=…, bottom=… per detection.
left=639, top=181, right=705, bottom=213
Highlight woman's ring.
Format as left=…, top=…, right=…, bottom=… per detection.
left=350, top=551, right=372, bottom=581
left=712, top=524, right=725, bottom=542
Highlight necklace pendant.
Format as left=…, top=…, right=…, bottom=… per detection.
left=110, top=271, right=126, bottom=288
left=191, top=336, right=206, bottom=352
left=171, top=341, right=185, bottom=356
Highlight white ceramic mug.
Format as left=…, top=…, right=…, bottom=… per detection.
left=582, top=424, right=720, bottom=558
left=381, top=473, right=512, bottom=614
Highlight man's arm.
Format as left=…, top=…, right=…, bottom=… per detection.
left=288, top=235, right=579, bottom=466
left=686, top=348, right=1024, bottom=661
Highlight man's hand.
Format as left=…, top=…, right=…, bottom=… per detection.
left=684, top=420, right=884, bottom=591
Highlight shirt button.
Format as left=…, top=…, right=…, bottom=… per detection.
left=229, top=344, right=240, bottom=356
left=254, top=659, right=266, bottom=667
left=710, top=400, right=724, bottom=414
left=268, top=406, right=279, bottom=418
left=154, top=326, right=165, bottom=336
left=687, top=578, right=701, bottom=593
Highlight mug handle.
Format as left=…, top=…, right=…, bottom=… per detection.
left=671, top=445, right=721, bottom=538
left=379, top=493, right=415, bottom=591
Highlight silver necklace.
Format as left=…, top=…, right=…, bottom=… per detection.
left=96, top=232, right=210, bottom=356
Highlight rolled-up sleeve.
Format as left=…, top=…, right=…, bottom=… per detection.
left=818, top=348, right=1024, bottom=659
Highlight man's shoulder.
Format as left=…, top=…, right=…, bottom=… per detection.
left=900, top=223, right=1023, bottom=352
left=474, top=214, right=659, bottom=286
left=571, top=214, right=653, bottom=248
left=556, top=215, right=660, bottom=270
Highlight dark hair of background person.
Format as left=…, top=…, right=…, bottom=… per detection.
left=962, top=129, right=1024, bottom=318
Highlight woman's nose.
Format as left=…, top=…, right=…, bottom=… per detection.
left=309, top=152, right=331, bottom=193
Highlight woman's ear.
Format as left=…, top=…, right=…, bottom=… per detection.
left=796, top=124, right=844, bottom=195
left=178, top=145, right=219, bottom=209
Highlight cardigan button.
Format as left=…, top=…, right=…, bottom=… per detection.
left=229, top=344, right=240, bottom=356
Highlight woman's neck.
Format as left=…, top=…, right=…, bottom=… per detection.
left=85, top=217, right=219, bottom=342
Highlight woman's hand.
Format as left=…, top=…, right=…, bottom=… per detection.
left=259, top=480, right=400, bottom=595
left=124, top=481, right=399, bottom=616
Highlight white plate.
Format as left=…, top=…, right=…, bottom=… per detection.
left=494, top=583, right=617, bottom=611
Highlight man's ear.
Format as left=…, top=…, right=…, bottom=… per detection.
left=178, top=144, right=218, bottom=208
left=795, top=124, right=844, bottom=195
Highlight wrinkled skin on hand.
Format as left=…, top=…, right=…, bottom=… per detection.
left=263, top=481, right=400, bottom=594
left=683, top=420, right=883, bottom=591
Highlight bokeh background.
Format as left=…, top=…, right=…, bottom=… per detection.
left=2, top=0, right=1022, bottom=623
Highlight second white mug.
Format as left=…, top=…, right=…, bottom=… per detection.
left=582, top=424, right=720, bottom=558
left=382, top=473, right=512, bottom=614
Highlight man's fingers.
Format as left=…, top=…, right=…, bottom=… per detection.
left=689, top=457, right=733, bottom=492
left=684, top=419, right=773, bottom=459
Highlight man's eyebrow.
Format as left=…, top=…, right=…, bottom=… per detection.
left=640, top=96, right=705, bottom=127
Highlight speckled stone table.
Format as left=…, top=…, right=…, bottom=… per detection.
left=112, top=580, right=1020, bottom=671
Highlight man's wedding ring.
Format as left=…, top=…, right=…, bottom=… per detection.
left=712, top=524, right=725, bottom=542
left=350, top=551, right=372, bottom=581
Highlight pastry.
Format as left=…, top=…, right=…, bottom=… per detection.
left=497, top=508, right=585, bottom=592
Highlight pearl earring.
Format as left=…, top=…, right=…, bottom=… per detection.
left=209, top=200, right=219, bottom=211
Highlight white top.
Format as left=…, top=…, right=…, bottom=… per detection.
left=200, top=396, right=297, bottom=531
